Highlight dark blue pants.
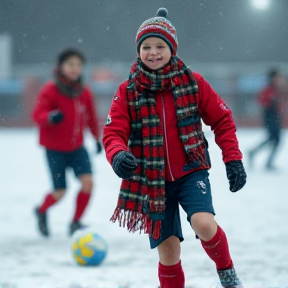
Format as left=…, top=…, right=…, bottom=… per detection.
left=149, top=170, right=215, bottom=249
left=46, top=146, right=92, bottom=190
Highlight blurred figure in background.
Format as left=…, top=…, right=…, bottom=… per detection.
left=32, top=49, right=102, bottom=237
left=248, top=69, right=287, bottom=170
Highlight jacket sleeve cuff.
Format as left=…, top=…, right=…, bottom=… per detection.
left=223, top=154, right=243, bottom=164
left=107, top=146, right=129, bottom=165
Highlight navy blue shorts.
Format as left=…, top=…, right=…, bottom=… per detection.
left=46, top=146, right=92, bottom=190
left=149, top=169, right=215, bottom=249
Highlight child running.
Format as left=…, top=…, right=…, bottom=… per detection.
left=248, top=69, right=286, bottom=170
left=33, top=49, right=102, bottom=236
left=103, top=9, right=247, bottom=288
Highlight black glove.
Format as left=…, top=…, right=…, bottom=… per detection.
left=112, top=151, right=137, bottom=179
left=48, top=110, right=63, bottom=124
left=225, top=160, right=247, bottom=192
left=96, top=141, right=102, bottom=154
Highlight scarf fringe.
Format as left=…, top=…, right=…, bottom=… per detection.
left=110, top=208, right=161, bottom=239
left=152, top=220, right=161, bottom=239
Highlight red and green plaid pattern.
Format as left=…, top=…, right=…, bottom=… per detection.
left=111, top=56, right=210, bottom=239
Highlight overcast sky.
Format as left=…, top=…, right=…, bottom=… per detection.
left=0, top=0, right=287, bottom=65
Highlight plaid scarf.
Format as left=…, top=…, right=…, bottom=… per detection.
left=111, top=56, right=210, bottom=239
left=54, top=68, right=83, bottom=98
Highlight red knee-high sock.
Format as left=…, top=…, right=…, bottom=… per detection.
left=73, top=191, right=91, bottom=222
left=201, top=225, right=233, bottom=270
left=39, top=193, right=58, bottom=214
left=158, top=261, right=185, bottom=288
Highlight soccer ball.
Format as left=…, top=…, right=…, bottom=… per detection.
left=72, top=229, right=108, bottom=266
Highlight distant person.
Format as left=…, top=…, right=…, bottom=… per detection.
left=103, top=8, right=247, bottom=288
left=32, top=49, right=102, bottom=236
left=248, top=69, right=286, bottom=170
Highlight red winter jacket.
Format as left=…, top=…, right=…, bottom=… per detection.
left=103, top=72, right=242, bottom=181
left=33, top=81, right=100, bottom=152
left=258, top=84, right=281, bottom=109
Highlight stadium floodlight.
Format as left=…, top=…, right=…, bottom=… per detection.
left=251, top=0, right=270, bottom=10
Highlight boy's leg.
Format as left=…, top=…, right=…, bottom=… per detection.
left=266, top=126, right=281, bottom=169
left=35, top=150, right=67, bottom=236
left=249, top=137, right=270, bottom=156
left=38, top=189, right=65, bottom=214
left=69, top=147, right=93, bottom=234
left=149, top=180, right=185, bottom=288
left=157, top=237, right=185, bottom=288
left=248, top=120, right=272, bottom=167
left=191, top=213, right=233, bottom=270
left=73, top=174, right=93, bottom=222
left=39, top=150, right=67, bottom=212
left=201, top=223, right=243, bottom=288
left=179, top=170, right=242, bottom=287
left=157, top=235, right=181, bottom=266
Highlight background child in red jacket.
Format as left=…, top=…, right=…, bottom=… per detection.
left=248, top=69, right=287, bottom=170
left=103, top=8, right=247, bottom=288
left=33, top=49, right=102, bottom=236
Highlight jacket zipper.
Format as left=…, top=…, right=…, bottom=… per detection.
left=161, top=95, right=175, bottom=181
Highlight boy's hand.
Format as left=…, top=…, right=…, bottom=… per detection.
left=112, top=151, right=137, bottom=179
left=225, top=160, right=247, bottom=192
left=48, top=110, right=64, bottom=124
left=96, top=141, right=102, bottom=154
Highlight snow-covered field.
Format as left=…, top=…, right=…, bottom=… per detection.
left=0, top=128, right=288, bottom=288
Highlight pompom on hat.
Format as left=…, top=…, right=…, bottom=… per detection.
left=136, top=8, right=178, bottom=56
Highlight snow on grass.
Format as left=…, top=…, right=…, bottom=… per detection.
left=0, top=128, right=288, bottom=287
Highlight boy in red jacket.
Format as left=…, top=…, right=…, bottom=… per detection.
left=103, top=9, right=246, bottom=288
left=248, top=69, right=286, bottom=170
left=33, top=49, right=102, bottom=236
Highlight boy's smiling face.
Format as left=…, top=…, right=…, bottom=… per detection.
left=139, top=37, right=172, bottom=70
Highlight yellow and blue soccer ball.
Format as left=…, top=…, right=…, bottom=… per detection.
left=72, top=229, right=108, bottom=266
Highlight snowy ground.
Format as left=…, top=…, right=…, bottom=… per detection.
left=0, top=128, right=288, bottom=288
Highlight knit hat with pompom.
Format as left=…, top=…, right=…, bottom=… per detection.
left=136, top=8, right=178, bottom=56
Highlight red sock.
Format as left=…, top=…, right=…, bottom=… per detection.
left=158, top=261, right=185, bottom=288
left=73, top=191, right=91, bottom=222
left=39, top=193, right=58, bottom=214
left=201, top=225, right=233, bottom=270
